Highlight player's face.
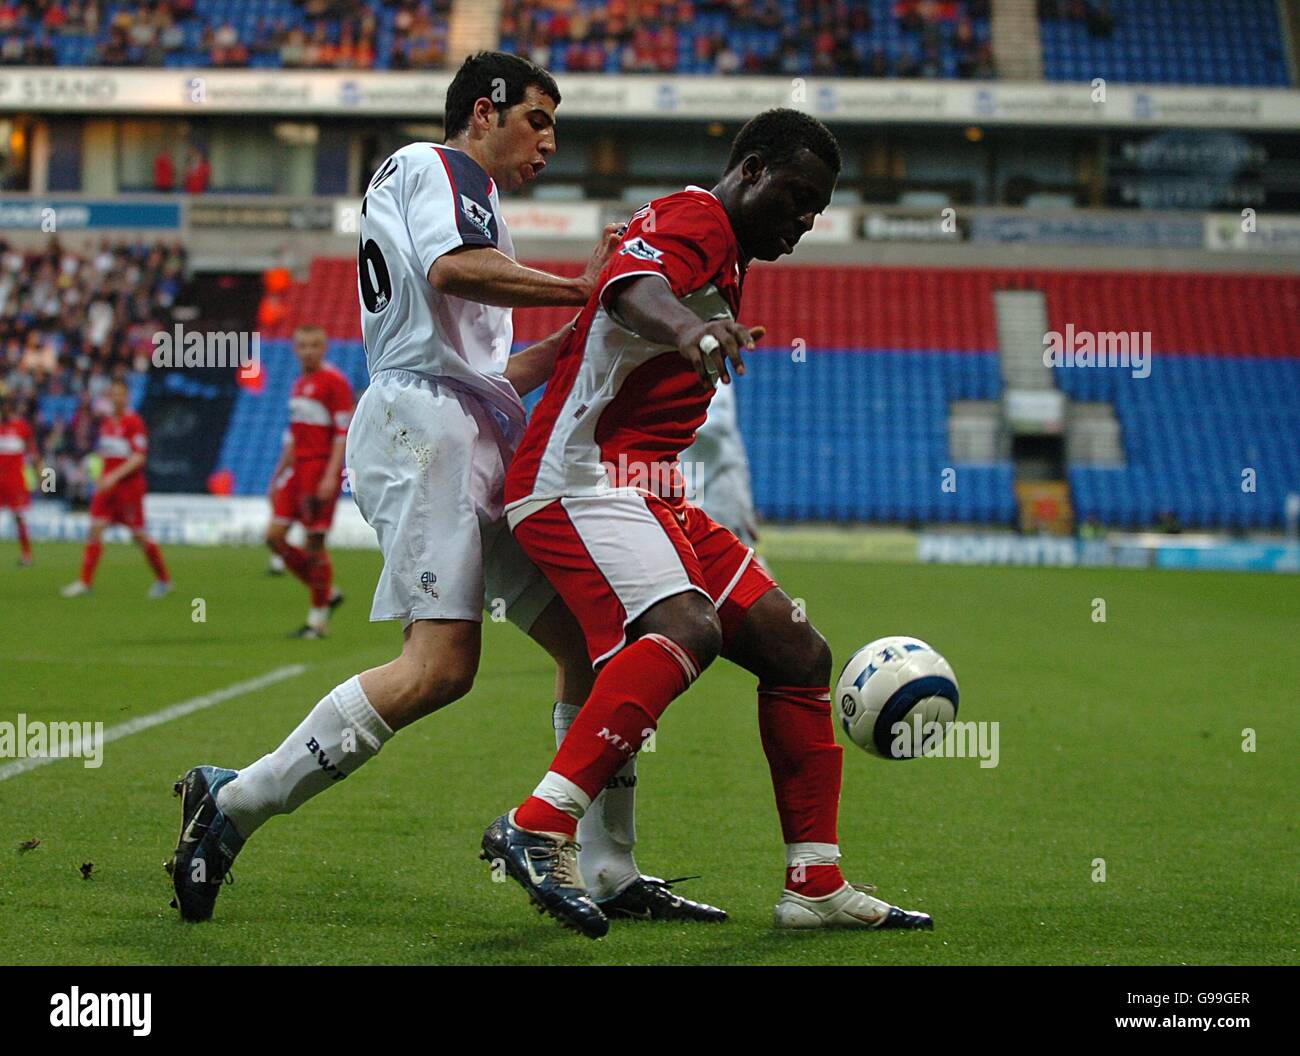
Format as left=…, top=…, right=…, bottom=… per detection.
left=489, top=86, right=557, bottom=193
left=734, top=149, right=837, bottom=262
left=294, top=331, right=327, bottom=372
left=109, top=383, right=128, bottom=415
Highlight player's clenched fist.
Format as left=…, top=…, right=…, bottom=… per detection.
left=678, top=321, right=765, bottom=389
left=578, top=222, right=625, bottom=297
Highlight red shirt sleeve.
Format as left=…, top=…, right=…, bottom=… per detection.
left=328, top=373, right=354, bottom=437
left=599, top=193, right=733, bottom=312
left=129, top=415, right=148, bottom=453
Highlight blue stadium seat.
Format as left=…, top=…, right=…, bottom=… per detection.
left=1040, top=0, right=1289, bottom=86
left=1062, top=356, right=1300, bottom=529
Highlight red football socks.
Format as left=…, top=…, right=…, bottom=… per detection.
left=785, top=864, right=845, bottom=898
left=79, top=540, right=103, bottom=586
left=142, top=539, right=170, bottom=583
left=271, top=540, right=314, bottom=584
left=515, top=634, right=700, bottom=837
left=307, top=551, right=333, bottom=608
left=15, top=516, right=30, bottom=559
left=759, top=684, right=845, bottom=891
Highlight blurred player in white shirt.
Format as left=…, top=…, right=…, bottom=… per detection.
left=681, top=378, right=760, bottom=548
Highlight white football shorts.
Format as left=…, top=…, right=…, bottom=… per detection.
left=345, top=369, right=554, bottom=631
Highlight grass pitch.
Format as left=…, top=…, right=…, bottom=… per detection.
left=0, top=540, right=1296, bottom=965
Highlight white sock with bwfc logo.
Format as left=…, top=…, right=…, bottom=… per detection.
left=217, top=676, right=393, bottom=837
left=553, top=701, right=640, bottom=901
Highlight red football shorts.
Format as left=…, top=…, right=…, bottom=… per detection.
left=89, top=477, right=146, bottom=530
left=0, top=473, right=29, bottom=511
left=510, top=489, right=775, bottom=666
left=271, top=458, right=340, bottom=533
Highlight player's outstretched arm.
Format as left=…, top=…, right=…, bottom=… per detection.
left=428, top=223, right=620, bottom=309
left=429, top=246, right=588, bottom=307
left=609, top=275, right=764, bottom=389
left=504, top=317, right=579, bottom=398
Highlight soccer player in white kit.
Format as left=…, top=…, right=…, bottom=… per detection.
left=167, top=52, right=723, bottom=925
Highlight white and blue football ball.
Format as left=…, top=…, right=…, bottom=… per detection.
left=835, top=636, right=959, bottom=759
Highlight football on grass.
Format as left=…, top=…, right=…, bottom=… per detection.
left=835, top=636, right=959, bottom=759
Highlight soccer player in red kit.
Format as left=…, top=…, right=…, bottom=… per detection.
left=62, top=378, right=172, bottom=598
left=0, top=393, right=38, bottom=566
left=482, top=110, right=933, bottom=937
left=265, top=324, right=352, bottom=638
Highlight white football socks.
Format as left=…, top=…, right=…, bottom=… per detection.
left=217, top=676, right=392, bottom=838
left=553, top=700, right=640, bottom=900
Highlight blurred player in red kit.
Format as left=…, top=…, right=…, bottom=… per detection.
left=0, top=392, right=39, bottom=566
left=62, top=378, right=172, bottom=598
left=265, top=324, right=352, bottom=638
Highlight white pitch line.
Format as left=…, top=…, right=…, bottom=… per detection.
left=0, top=663, right=309, bottom=783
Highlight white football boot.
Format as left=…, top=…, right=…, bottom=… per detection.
left=60, top=580, right=91, bottom=598
left=148, top=580, right=175, bottom=599
left=774, top=882, right=934, bottom=930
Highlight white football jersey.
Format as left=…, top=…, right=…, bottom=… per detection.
left=357, top=142, right=524, bottom=439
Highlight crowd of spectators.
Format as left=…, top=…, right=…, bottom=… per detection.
left=0, top=0, right=453, bottom=70
left=1, top=0, right=996, bottom=75
left=0, top=238, right=186, bottom=497
left=502, top=0, right=995, bottom=78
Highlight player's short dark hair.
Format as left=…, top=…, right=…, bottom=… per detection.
left=725, top=108, right=842, bottom=175
left=444, top=51, right=561, bottom=139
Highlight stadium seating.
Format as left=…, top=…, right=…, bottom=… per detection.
left=235, top=258, right=1014, bottom=524
left=0, top=0, right=439, bottom=71
left=243, top=258, right=1299, bottom=529
left=1038, top=0, right=1290, bottom=87
left=214, top=338, right=370, bottom=497
left=1059, top=357, right=1300, bottom=531
left=501, top=0, right=994, bottom=78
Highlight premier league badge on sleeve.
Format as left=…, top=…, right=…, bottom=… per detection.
left=460, top=194, right=495, bottom=239
left=619, top=236, right=664, bottom=262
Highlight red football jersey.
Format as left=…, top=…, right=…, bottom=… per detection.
left=288, top=365, right=353, bottom=461
left=97, top=412, right=148, bottom=481
left=506, top=187, right=745, bottom=510
left=0, top=417, right=33, bottom=483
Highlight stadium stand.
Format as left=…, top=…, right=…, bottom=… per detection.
left=215, top=336, right=368, bottom=499
left=501, top=0, right=995, bottom=78
left=0, top=0, right=450, bottom=70
left=0, top=0, right=995, bottom=76
left=223, top=258, right=1300, bottom=530
left=0, top=237, right=182, bottom=499
left=1038, top=0, right=1291, bottom=86
left=0, top=237, right=185, bottom=403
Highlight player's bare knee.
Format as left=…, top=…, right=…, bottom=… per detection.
left=265, top=525, right=285, bottom=549
left=679, top=607, right=723, bottom=670
left=632, top=592, right=722, bottom=671
left=793, top=625, right=833, bottom=687
left=407, top=657, right=477, bottom=713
